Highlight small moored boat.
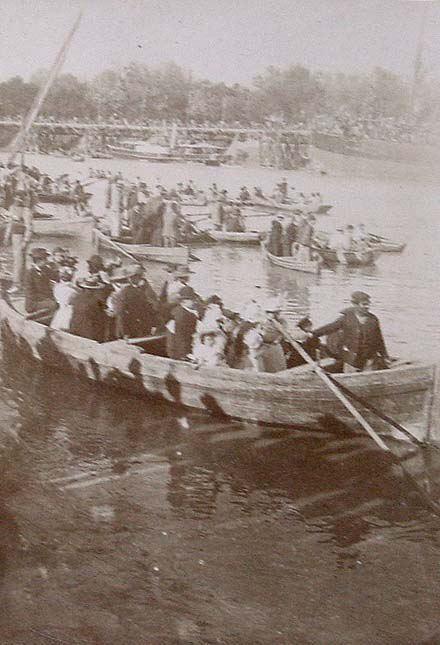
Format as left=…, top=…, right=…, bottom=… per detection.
left=208, top=230, right=263, bottom=244
left=315, top=247, right=380, bottom=267
left=93, top=228, right=191, bottom=265
left=37, top=192, right=92, bottom=205
left=261, top=242, right=321, bottom=275
left=242, top=202, right=333, bottom=217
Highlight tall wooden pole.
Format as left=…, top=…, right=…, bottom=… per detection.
left=8, top=11, right=82, bottom=164
left=410, top=3, right=428, bottom=113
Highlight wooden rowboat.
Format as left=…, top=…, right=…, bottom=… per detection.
left=33, top=214, right=94, bottom=238
left=0, top=292, right=438, bottom=443
left=208, top=230, right=263, bottom=244
left=37, top=192, right=92, bottom=205
left=242, top=202, right=333, bottom=217
left=369, top=239, right=406, bottom=253
left=315, top=247, right=381, bottom=267
left=261, top=242, right=321, bottom=275
left=94, top=228, right=190, bottom=265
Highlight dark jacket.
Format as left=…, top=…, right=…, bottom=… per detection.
left=171, top=304, right=198, bottom=360
left=24, top=265, right=55, bottom=313
left=69, top=288, right=108, bottom=342
left=313, top=307, right=388, bottom=368
left=116, top=284, right=157, bottom=339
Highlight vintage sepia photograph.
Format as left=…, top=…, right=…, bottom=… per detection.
left=0, top=0, right=440, bottom=642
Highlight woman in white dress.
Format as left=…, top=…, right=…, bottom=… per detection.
left=50, top=267, right=78, bottom=331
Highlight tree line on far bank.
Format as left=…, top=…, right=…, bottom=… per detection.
left=0, top=61, right=438, bottom=127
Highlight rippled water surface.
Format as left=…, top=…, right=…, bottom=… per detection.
left=0, top=152, right=440, bottom=644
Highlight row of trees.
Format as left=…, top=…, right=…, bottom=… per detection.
left=0, top=61, right=438, bottom=125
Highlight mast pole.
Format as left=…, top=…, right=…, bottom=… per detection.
left=410, top=3, right=428, bottom=114
left=8, top=11, right=82, bottom=165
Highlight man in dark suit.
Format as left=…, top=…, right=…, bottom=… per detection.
left=170, top=287, right=199, bottom=360
left=24, top=247, right=57, bottom=316
left=312, top=291, right=390, bottom=373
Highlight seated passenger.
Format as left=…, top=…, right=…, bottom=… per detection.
left=259, top=298, right=287, bottom=372
left=50, top=266, right=78, bottom=331
left=191, top=330, right=226, bottom=368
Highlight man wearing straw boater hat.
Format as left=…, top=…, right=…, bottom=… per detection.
left=312, top=291, right=390, bottom=373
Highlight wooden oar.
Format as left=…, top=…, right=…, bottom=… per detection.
left=274, top=322, right=440, bottom=513
left=274, top=322, right=389, bottom=451
left=324, top=372, right=428, bottom=447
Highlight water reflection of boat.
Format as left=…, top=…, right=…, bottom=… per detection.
left=93, top=228, right=190, bottom=264
left=166, top=423, right=440, bottom=535
left=1, top=292, right=437, bottom=443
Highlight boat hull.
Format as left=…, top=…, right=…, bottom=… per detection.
left=208, top=231, right=262, bottom=244
left=262, top=243, right=321, bottom=275
left=33, top=215, right=94, bottom=238
left=94, top=229, right=190, bottom=264
left=37, top=192, right=92, bottom=205
left=242, top=202, right=333, bottom=217
left=0, top=295, right=434, bottom=441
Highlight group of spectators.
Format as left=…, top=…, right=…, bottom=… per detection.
left=311, top=112, right=438, bottom=144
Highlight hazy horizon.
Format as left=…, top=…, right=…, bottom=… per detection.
left=0, top=0, right=439, bottom=85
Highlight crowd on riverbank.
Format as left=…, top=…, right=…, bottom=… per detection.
left=311, top=112, right=439, bottom=144
left=3, top=112, right=437, bottom=147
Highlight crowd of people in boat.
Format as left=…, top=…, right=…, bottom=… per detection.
left=98, top=172, right=327, bottom=246
left=19, top=246, right=391, bottom=375
left=0, top=164, right=90, bottom=213
left=20, top=248, right=319, bottom=371
left=265, top=217, right=374, bottom=261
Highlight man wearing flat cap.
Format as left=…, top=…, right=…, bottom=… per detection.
left=312, top=291, right=390, bottom=373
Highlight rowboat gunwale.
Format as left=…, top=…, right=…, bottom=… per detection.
left=0, top=292, right=433, bottom=439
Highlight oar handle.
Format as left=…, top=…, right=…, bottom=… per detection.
left=274, top=321, right=390, bottom=452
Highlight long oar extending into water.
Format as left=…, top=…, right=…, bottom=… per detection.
left=274, top=322, right=390, bottom=451
left=274, top=322, right=440, bottom=514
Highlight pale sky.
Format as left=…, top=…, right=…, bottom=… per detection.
left=0, top=0, right=439, bottom=84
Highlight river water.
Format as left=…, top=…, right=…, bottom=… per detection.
left=0, top=151, right=440, bottom=644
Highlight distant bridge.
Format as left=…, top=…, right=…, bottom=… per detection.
left=0, top=119, right=308, bottom=137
